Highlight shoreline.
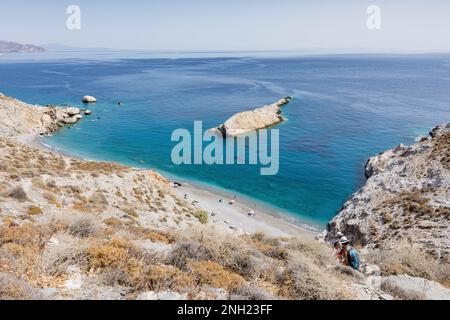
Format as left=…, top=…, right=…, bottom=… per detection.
left=30, top=134, right=318, bottom=238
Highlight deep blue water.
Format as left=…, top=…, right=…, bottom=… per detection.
left=1, top=53, right=449, bottom=227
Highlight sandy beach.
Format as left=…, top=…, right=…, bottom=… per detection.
left=174, top=182, right=317, bottom=238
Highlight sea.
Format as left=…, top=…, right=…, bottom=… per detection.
left=1, top=51, right=449, bottom=228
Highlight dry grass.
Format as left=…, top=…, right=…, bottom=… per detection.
left=230, top=284, right=278, bottom=300
left=186, top=260, right=245, bottom=291
left=86, top=238, right=147, bottom=283
left=140, top=265, right=193, bottom=292
left=66, top=214, right=102, bottom=238
left=41, top=233, right=90, bottom=276
left=0, top=272, right=41, bottom=300
left=167, top=227, right=352, bottom=299
left=276, top=255, right=348, bottom=300
left=126, top=225, right=176, bottom=244
left=368, top=243, right=450, bottom=286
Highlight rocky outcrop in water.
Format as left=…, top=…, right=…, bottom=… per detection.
left=82, top=95, right=97, bottom=103
left=328, top=123, right=450, bottom=260
left=211, top=97, right=292, bottom=137
left=0, top=93, right=84, bottom=136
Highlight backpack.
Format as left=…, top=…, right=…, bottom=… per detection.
left=346, top=247, right=360, bottom=270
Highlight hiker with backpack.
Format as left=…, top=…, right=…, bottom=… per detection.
left=339, top=236, right=360, bottom=270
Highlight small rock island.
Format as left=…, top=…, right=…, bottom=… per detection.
left=211, top=97, right=293, bottom=137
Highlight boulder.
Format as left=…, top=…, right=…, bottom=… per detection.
left=382, top=275, right=450, bottom=300
left=84, top=110, right=92, bottom=115
left=41, top=114, right=53, bottom=127
left=64, top=276, right=83, bottom=290
left=366, top=276, right=382, bottom=289
left=63, top=117, right=78, bottom=125
left=362, top=264, right=381, bottom=277
left=55, top=109, right=68, bottom=122
left=65, top=107, right=80, bottom=116
left=82, top=95, right=97, bottom=103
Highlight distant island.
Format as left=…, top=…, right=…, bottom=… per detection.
left=0, top=40, right=46, bottom=53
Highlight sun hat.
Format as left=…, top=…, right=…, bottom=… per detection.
left=340, top=236, right=350, bottom=245
left=336, top=232, right=344, bottom=238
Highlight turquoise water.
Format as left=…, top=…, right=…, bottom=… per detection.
left=1, top=53, right=449, bottom=227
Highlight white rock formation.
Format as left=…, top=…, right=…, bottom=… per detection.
left=65, top=107, right=80, bottom=116
left=382, top=275, right=450, bottom=300
left=328, top=123, right=450, bottom=260
left=82, top=95, right=97, bottom=103
left=211, top=97, right=292, bottom=136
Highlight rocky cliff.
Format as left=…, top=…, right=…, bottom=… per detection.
left=328, top=124, right=450, bottom=261
left=0, top=93, right=86, bottom=138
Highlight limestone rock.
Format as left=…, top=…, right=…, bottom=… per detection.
left=382, top=275, right=450, bottom=300
left=362, top=264, right=381, bottom=277
left=65, top=107, right=80, bottom=116
left=41, top=114, right=53, bottom=127
left=63, top=117, right=78, bottom=125
left=82, top=95, right=97, bottom=103
left=211, top=97, right=292, bottom=136
left=327, top=123, right=450, bottom=258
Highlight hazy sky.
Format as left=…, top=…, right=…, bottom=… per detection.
left=1, top=0, right=449, bottom=52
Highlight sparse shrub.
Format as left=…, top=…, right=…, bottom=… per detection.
left=103, top=217, right=123, bottom=227
left=383, top=212, right=393, bottom=223
left=42, top=233, right=90, bottom=275
left=0, top=272, right=41, bottom=300
left=168, top=229, right=267, bottom=280
left=43, top=192, right=62, bottom=209
left=276, top=256, right=347, bottom=300
left=368, top=244, right=450, bottom=285
left=88, top=244, right=128, bottom=271
left=31, top=177, right=45, bottom=188
left=89, top=191, right=108, bottom=206
left=72, top=202, right=91, bottom=213
left=122, top=207, right=139, bottom=218
left=230, top=284, right=278, bottom=300
left=46, top=180, right=57, bottom=188
left=100, top=268, right=132, bottom=287
left=193, top=210, right=209, bottom=224
left=186, top=261, right=245, bottom=291
left=27, top=205, right=43, bottom=216
left=126, top=225, right=176, bottom=244
left=66, top=214, right=101, bottom=238
left=1, top=186, right=29, bottom=202
left=140, top=265, right=193, bottom=292
left=87, top=239, right=145, bottom=280
left=0, top=223, right=49, bottom=248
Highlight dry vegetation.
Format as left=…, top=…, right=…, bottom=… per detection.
left=0, top=214, right=357, bottom=300
left=0, top=136, right=358, bottom=300
left=367, top=242, right=450, bottom=287
left=430, top=131, right=450, bottom=170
